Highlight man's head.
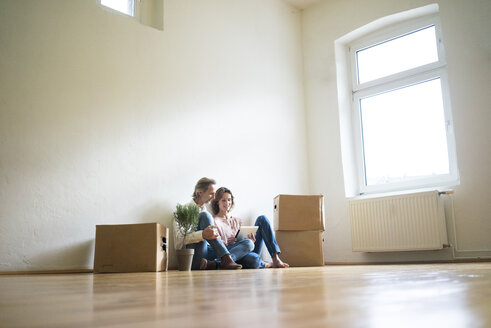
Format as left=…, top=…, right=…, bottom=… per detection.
left=192, top=177, right=216, bottom=205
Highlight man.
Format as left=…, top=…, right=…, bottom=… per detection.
left=174, top=177, right=242, bottom=270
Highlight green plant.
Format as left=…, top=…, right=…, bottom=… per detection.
left=173, top=203, right=200, bottom=249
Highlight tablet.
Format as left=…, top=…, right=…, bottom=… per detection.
left=236, top=226, right=258, bottom=240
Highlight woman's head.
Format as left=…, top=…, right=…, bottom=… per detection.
left=212, top=187, right=235, bottom=215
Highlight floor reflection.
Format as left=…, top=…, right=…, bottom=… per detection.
left=361, top=268, right=480, bottom=327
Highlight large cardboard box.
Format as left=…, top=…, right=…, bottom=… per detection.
left=275, top=230, right=324, bottom=267
left=274, top=195, right=325, bottom=231
left=94, top=223, right=168, bottom=273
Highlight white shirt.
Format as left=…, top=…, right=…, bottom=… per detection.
left=173, top=200, right=212, bottom=250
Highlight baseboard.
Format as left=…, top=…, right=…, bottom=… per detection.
left=324, top=258, right=491, bottom=266
left=453, top=249, right=491, bottom=259
left=0, top=269, right=94, bottom=275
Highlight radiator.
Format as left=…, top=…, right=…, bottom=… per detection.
left=349, top=190, right=448, bottom=252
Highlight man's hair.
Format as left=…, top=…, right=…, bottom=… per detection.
left=192, top=177, right=216, bottom=201
left=211, top=187, right=234, bottom=215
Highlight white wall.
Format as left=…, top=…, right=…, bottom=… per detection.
left=0, top=0, right=309, bottom=271
left=303, top=0, right=491, bottom=262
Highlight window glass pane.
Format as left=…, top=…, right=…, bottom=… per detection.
left=101, top=0, right=134, bottom=16
left=360, top=78, right=449, bottom=186
left=357, top=26, right=438, bottom=84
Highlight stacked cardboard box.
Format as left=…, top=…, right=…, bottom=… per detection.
left=93, top=223, right=168, bottom=273
left=274, top=195, right=325, bottom=267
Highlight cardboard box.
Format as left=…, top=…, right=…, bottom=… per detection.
left=275, top=230, right=324, bottom=267
left=94, top=223, right=168, bottom=273
left=274, top=195, right=325, bottom=231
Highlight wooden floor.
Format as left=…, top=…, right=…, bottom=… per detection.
left=1, top=263, right=490, bottom=327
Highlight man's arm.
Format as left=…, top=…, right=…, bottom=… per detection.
left=184, top=230, right=205, bottom=245
left=184, top=226, right=219, bottom=245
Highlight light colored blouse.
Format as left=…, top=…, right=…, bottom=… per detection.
left=214, top=215, right=241, bottom=246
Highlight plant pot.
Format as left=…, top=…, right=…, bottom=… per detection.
left=176, top=248, right=194, bottom=271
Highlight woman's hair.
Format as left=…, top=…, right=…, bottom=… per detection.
left=192, top=177, right=216, bottom=201
left=211, top=187, right=235, bottom=215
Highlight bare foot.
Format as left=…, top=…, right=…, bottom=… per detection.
left=264, top=261, right=273, bottom=268
left=272, top=259, right=289, bottom=268
left=271, top=253, right=289, bottom=268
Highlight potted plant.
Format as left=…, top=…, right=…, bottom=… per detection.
left=173, top=203, right=200, bottom=271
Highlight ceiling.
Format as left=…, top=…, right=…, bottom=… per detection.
left=282, top=0, right=322, bottom=9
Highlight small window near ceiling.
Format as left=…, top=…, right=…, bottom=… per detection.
left=101, top=0, right=135, bottom=17
left=356, top=26, right=438, bottom=84
left=349, top=15, right=459, bottom=194
left=99, top=0, right=164, bottom=31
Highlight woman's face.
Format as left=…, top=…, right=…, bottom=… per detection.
left=218, top=192, right=233, bottom=213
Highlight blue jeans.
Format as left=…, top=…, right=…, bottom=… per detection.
left=227, top=239, right=255, bottom=262
left=195, top=236, right=254, bottom=269
left=237, top=215, right=281, bottom=269
left=187, top=212, right=230, bottom=270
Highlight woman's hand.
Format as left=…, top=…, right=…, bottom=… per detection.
left=202, top=225, right=219, bottom=240
left=247, top=233, right=256, bottom=243
left=227, top=236, right=237, bottom=245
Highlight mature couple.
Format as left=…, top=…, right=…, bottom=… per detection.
left=174, top=177, right=289, bottom=270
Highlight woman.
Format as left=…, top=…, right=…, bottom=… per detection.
left=203, top=187, right=289, bottom=269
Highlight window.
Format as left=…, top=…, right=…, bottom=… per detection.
left=101, top=0, right=135, bottom=17
left=98, top=0, right=164, bottom=31
left=349, top=15, right=459, bottom=194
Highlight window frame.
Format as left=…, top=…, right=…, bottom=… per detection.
left=349, top=14, right=459, bottom=194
